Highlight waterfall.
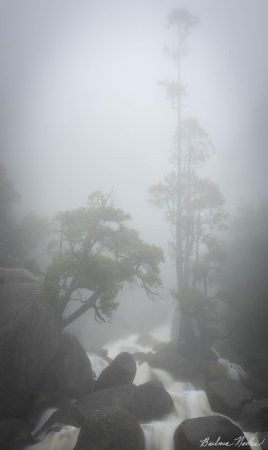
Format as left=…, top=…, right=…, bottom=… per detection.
left=25, top=329, right=261, bottom=450
left=138, top=367, right=214, bottom=450
left=87, top=352, right=109, bottom=378
left=134, top=362, right=153, bottom=385
left=218, top=357, right=247, bottom=381
left=104, top=333, right=152, bottom=359
left=105, top=332, right=260, bottom=450
left=32, top=408, right=58, bottom=436
left=26, top=426, right=79, bottom=450
left=106, top=333, right=215, bottom=450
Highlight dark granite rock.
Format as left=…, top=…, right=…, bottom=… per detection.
left=74, top=407, right=145, bottom=450
left=0, top=268, right=60, bottom=420
left=206, top=378, right=253, bottom=419
left=94, top=352, right=136, bottom=391
left=174, top=415, right=250, bottom=450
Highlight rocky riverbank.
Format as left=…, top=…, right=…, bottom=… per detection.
left=1, top=268, right=268, bottom=450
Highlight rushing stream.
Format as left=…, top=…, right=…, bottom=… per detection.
left=26, top=327, right=261, bottom=450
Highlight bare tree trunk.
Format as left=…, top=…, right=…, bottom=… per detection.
left=175, top=30, right=184, bottom=300
left=63, top=288, right=103, bottom=328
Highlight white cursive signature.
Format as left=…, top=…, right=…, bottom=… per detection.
left=200, top=436, right=265, bottom=447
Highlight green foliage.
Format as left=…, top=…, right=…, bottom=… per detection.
left=149, top=118, right=226, bottom=295
left=149, top=10, right=227, bottom=351
left=0, top=164, right=50, bottom=269
left=43, top=192, right=164, bottom=325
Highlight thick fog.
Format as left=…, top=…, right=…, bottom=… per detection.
left=1, top=0, right=268, bottom=343
left=2, top=0, right=268, bottom=213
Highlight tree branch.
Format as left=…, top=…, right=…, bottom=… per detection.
left=63, top=287, right=103, bottom=328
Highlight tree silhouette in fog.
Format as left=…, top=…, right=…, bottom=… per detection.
left=149, top=9, right=226, bottom=347
left=44, top=191, right=164, bottom=327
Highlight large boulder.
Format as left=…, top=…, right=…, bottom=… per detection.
left=136, top=380, right=174, bottom=420
left=243, top=377, right=268, bottom=399
left=206, top=378, right=253, bottom=419
left=76, top=380, right=173, bottom=422
left=0, top=268, right=60, bottom=420
left=149, top=341, right=214, bottom=384
left=74, top=407, right=145, bottom=450
left=0, top=419, right=33, bottom=450
left=239, top=399, right=268, bottom=432
left=174, top=415, right=250, bottom=450
left=149, top=344, right=186, bottom=378
left=40, top=333, right=94, bottom=399
left=35, top=404, right=84, bottom=437
left=94, top=352, right=136, bottom=391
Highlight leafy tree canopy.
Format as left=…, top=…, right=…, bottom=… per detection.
left=149, top=118, right=227, bottom=297
left=43, top=191, right=164, bottom=327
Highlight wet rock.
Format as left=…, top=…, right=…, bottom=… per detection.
left=174, top=415, right=250, bottom=450
left=0, top=268, right=60, bottom=420
left=136, top=380, right=174, bottom=420
left=206, top=360, right=228, bottom=381
left=149, top=345, right=185, bottom=377
left=206, top=378, right=253, bottom=419
left=243, top=377, right=268, bottom=399
left=74, top=407, right=145, bottom=450
left=133, top=352, right=151, bottom=364
left=0, top=419, right=33, bottom=450
left=76, top=380, right=173, bottom=422
left=23, top=391, right=74, bottom=432
left=40, top=333, right=94, bottom=399
left=149, top=341, right=209, bottom=382
left=36, top=404, right=84, bottom=437
left=94, top=352, right=136, bottom=391
left=239, top=399, right=268, bottom=432
left=21, top=392, right=54, bottom=431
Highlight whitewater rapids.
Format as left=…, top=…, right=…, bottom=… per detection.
left=25, top=326, right=261, bottom=450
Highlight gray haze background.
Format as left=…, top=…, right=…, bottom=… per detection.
left=1, top=0, right=267, bottom=346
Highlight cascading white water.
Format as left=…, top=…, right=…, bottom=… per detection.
left=104, top=323, right=171, bottom=360
left=105, top=332, right=261, bottom=450
left=26, top=426, right=79, bottom=450
left=87, top=352, right=109, bottom=378
left=103, top=332, right=216, bottom=450
left=25, top=328, right=261, bottom=450
left=134, top=363, right=214, bottom=450
left=219, top=357, right=247, bottom=381
left=212, top=349, right=247, bottom=381
left=134, top=362, right=153, bottom=385
left=31, top=408, right=58, bottom=436
left=104, top=333, right=153, bottom=360
left=25, top=354, right=109, bottom=450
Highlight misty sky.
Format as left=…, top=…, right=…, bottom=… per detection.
left=1, top=0, right=268, bottom=254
